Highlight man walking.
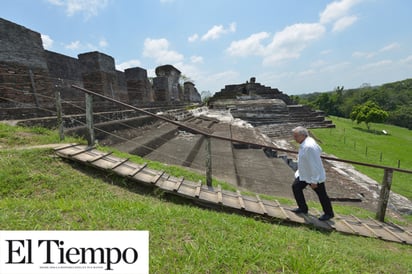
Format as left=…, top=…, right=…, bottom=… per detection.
left=291, top=126, right=334, bottom=221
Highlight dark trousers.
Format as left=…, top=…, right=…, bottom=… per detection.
left=292, top=177, right=334, bottom=216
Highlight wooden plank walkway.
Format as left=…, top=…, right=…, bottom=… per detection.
left=54, top=144, right=412, bottom=245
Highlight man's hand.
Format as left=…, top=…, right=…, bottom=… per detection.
left=310, top=183, right=318, bottom=189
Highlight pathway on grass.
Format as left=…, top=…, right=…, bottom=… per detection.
left=54, top=143, right=412, bottom=245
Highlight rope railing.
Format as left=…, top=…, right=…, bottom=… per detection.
left=2, top=73, right=410, bottom=222
left=68, top=84, right=412, bottom=222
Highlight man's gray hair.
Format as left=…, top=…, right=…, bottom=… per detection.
left=292, top=126, right=309, bottom=137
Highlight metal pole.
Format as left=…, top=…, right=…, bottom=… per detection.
left=85, top=93, right=95, bottom=147
left=376, top=168, right=393, bottom=222
left=205, top=136, right=212, bottom=187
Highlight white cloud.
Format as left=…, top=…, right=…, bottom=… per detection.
left=227, top=23, right=325, bottom=66
left=201, top=22, right=236, bottom=41
left=41, top=34, right=53, bottom=49
left=263, top=23, right=326, bottom=65
left=116, top=59, right=141, bottom=71
left=319, top=61, right=351, bottom=72
left=311, top=60, right=328, bottom=68
left=321, top=49, right=332, bottom=55
left=190, top=55, right=203, bottom=64
left=64, top=39, right=106, bottom=51
left=99, top=38, right=108, bottom=48
left=143, top=38, right=184, bottom=64
left=359, top=59, right=392, bottom=70
left=380, top=42, right=400, bottom=52
left=47, top=0, right=109, bottom=19
left=299, top=69, right=316, bottom=77
left=319, top=0, right=360, bottom=24
left=197, top=70, right=240, bottom=92
left=353, top=43, right=400, bottom=59
left=226, top=32, right=270, bottom=57
left=188, top=34, right=199, bottom=43
left=332, top=15, right=357, bottom=32
left=400, top=55, right=412, bottom=64
left=352, top=51, right=375, bottom=58
left=65, top=40, right=81, bottom=50
left=228, top=22, right=236, bottom=32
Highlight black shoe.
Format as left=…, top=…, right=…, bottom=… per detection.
left=318, top=214, right=334, bottom=221
left=291, top=208, right=308, bottom=214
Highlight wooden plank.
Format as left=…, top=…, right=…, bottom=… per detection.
left=194, top=181, right=202, bottom=198
left=236, top=190, right=245, bottom=210
left=256, top=195, right=268, bottom=216
left=261, top=200, right=288, bottom=220
left=131, top=172, right=157, bottom=185
left=221, top=191, right=242, bottom=210
left=111, top=162, right=136, bottom=177
left=151, top=171, right=165, bottom=184
left=368, top=218, right=406, bottom=243
left=87, top=152, right=113, bottom=163
left=175, top=181, right=197, bottom=198
left=387, top=221, right=412, bottom=237
left=241, top=195, right=266, bottom=215
left=351, top=215, right=380, bottom=239
left=156, top=176, right=178, bottom=191
left=275, top=200, right=290, bottom=220
left=54, top=143, right=79, bottom=151
left=129, top=163, right=148, bottom=177
left=54, top=146, right=412, bottom=245
left=340, top=217, right=376, bottom=238
left=339, top=219, right=359, bottom=235
left=217, top=185, right=223, bottom=205
left=111, top=158, right=129, bottom=170
left=69, top=146, right=95, bottom=156
left=173, top=177, right=185, bottom=192
left=198, top=188, right=219, bottom=204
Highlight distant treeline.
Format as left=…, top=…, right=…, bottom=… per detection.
left=294, top=78, right=412, bottom=130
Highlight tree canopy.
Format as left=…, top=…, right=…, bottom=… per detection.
left=349, top=101, right=388, bottom=130
left=297, top=78, right=412, bottom=129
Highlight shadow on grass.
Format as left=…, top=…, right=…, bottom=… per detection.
left=353, top=127, right=391, bottom=136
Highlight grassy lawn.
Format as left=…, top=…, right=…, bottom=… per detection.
left=311, top=117, right=412, bottom=202
left=1, top=122, right=412, bottom=273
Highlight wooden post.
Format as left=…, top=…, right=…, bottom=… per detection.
left=205, top=136, right=212, bottom=187
left=54, top=80, right=64, bottom=141
left=376, top=168, right=393, bottom=222
left=85, top=93, right=95, bottom=147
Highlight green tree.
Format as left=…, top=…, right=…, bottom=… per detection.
left=350, top=101, right=388, bottom=130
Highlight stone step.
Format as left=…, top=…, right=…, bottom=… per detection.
left=189, top=123, right=239, bottom=186
left=145, top=131, right=204, bottom=167
left=112, top=122, right=178, bottom=156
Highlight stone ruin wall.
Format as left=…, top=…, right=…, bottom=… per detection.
left=208, top=77, right=334, bottom=132
left=184, top=81, right=201, bottom=102
left=209, top=77, right=294, bottom=105
left=0, top=18, right=201, bottom=120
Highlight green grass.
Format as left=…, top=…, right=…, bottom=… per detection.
left=311, top=117, right=412, bottom=202
left=1, top=122, right=412, bottom=273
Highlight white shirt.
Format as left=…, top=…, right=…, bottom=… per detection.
left=294, top=136, right=326, bottom=184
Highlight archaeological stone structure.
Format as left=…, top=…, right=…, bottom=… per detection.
left=0, top=17, right=201, bottom=120
left=208, top=77, right=334, bottom=137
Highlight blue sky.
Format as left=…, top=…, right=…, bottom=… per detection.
left=2, top=0, right=412, bottom=95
